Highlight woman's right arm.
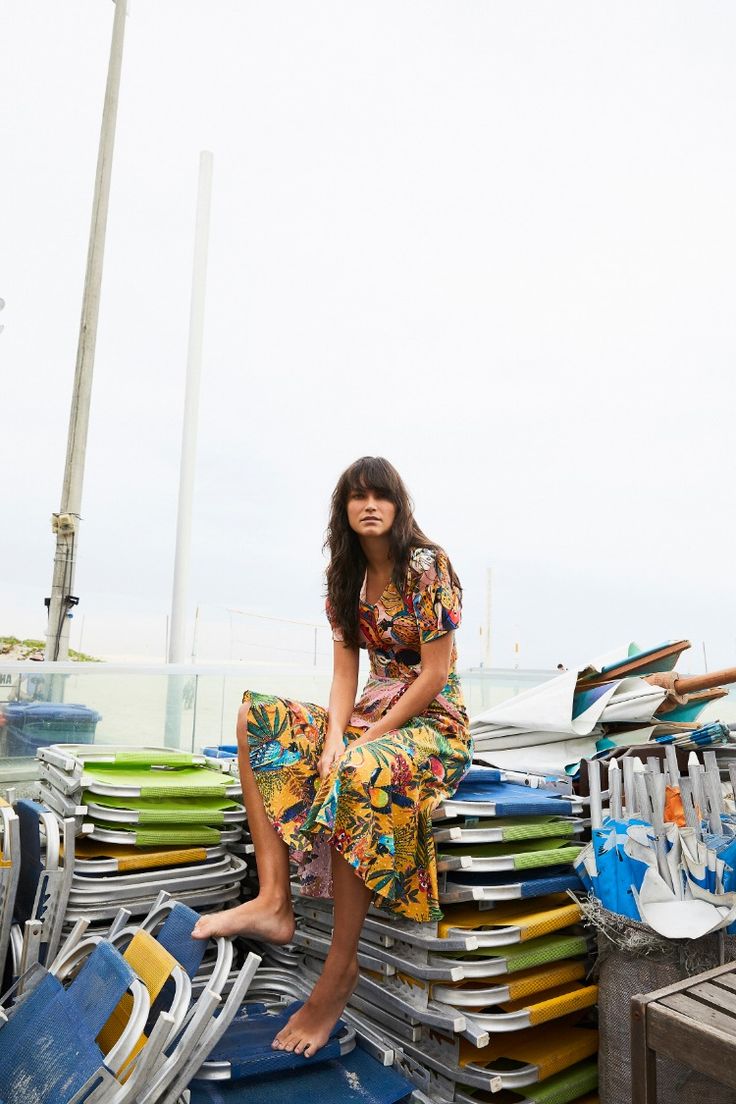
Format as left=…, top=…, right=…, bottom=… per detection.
left=318, top=641, right=359, bottom=777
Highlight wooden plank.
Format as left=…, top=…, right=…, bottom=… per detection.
left=712, top=972, right=736, bottom=995
left=688, top=980, right=736, bottom=1018
left=631, top=996, right=657, bottom=1104
left=648, top=1004, right=736, bottom=1089
left=632, top=961, right=736, bottom=1007
left=659, top=991, right=736, bottom=1038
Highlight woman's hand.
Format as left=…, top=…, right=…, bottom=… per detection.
left=318, top=731, right=346, bottom=779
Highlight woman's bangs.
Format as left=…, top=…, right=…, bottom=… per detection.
left=349, top=475, right=395, bottom=501
left=346, top=458, right=400, bottom=502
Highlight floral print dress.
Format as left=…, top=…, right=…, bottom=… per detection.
left=243, top=547, right=472, bottom=922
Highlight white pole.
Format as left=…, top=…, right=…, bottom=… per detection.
left=165, top=152, right=213, bottom=748
left=168, top=151, right=213, bottom=664
left=45, top=0, right=127, bottom=662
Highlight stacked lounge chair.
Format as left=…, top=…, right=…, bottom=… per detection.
left=286, top=767, right=597, bottom=1103
left=4, top=746, right=249, bottom=986
left=0, top=893, right=263, bottom=1104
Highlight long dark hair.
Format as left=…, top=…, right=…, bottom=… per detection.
left=325, top=456, right=461, bottom=646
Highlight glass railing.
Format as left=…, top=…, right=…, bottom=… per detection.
left=5, top=660, right=727, bottom=788
left=0, top=660, right=552, bottom=784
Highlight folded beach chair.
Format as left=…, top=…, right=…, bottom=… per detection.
left=244, top=964, right=401, bottom=1067
left=294, top=885, right=481, bottom=952
left=436, top=897, right=584, bottom=947
left=385, top=1017, right=598, bottom=1094
left=37, top=746, right=244, bottom=849
left=295, top=895, right=586, bottom=988
left=445, top=976, right=598, bottom=1033
left=63, top=835, right=248, bottom=922
left=111, top=893, right=235, bottom=992
left=432, top=932, right=591, bottom=981
left=434, top=816, right=583, bottom=846
left=300, top=951, right=475, bottom=1041
left=0, top=938, right=157, bottom=1104
left=100, top=897, right=379, bottom=1099
left=432, top=958, right=588, bottom=1009
left=0, top=799, right=20, bottom=983
left=437, top=839, right=583, bottom=875
left=192, top=998, right=356, bottom=1082
left=66, top=873, right=246, bottom=929
left=50, top=923, right=195, bottom=1066
left=440, top=866, right=582, bottom=905
left=435, top=782, right=582, bottom=821
left=37, top=746, right=241, bottom=802
left=38, top=745, right=211, bottom=772
left=41, top=898, right=262, bottom=1104
left=453, top=1058, right=598, bottom=1103
left=294, top=924, right=397, bottom=978
left=7, top=798, right=75, bottom=980
left=187, top=1044, right=418, bottom=1104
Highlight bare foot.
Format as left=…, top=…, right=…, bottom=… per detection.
left=272, top=957, right=359, bottom=1057
left=191, top=896, right=295, bottom=943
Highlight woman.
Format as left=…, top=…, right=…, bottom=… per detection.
left=193, top=456, right=472, bottom=1057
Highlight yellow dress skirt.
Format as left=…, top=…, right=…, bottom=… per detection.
left=243, top=547, right=472, bottom=922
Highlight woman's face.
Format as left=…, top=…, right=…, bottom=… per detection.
left=346, top=487, right=396, bottom=539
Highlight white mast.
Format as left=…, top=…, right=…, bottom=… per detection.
left=167, top=151, right=214, bottom=664
left=164, top=152, right=213, bottom=749
left=45, top=0, right=128, bottom=660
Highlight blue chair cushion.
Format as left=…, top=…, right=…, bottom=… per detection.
left=190, top=1045, right=413, bottom=1104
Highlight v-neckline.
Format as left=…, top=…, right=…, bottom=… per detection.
left=361, top=570, right=394, bottom=608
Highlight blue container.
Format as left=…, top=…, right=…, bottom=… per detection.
left=0, top=702, right=101, bottom=758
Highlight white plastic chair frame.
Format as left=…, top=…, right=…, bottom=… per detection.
left=0, top=802, right=20, bottom=973
left=11, top=805, right=76, bottom=978
left=78, top=949, right=262, bottom=1104
left=111, top=892, right=234, bottom=995
left=0, top=941, right=152, bottom=1082
left=51, top=930, right=192, bottom=1055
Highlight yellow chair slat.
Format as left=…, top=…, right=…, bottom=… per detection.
left=459, top=1018, right=598, bottom=1081
left=438, top=896, right=582, bottom=942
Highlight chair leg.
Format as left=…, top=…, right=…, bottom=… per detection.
left=631, top=996, right=657, bottom=1104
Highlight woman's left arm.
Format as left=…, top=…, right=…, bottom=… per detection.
left=350, top=633, right=454, bottom=747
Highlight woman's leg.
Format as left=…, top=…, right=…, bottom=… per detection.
left=192, top=696, right=295, bottom=942
left=271, top=847, right=372, bottom=1056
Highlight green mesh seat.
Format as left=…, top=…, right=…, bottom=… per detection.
left=438, top=839, right=583, bottom=874
left=86, top=820, right=241, bottom=847
left=434, top=816, right=582, bottom=847
left=83, top=792, right=245, bottom=825
left=438, top=932, right=591, bottom=977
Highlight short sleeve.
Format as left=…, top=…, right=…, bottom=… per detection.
left=410, top=548, right=462, bottom=644
left=325, top=597, right=344, bottom=643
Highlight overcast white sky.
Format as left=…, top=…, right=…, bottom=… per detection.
left=3, top=2, right=736, bottom=671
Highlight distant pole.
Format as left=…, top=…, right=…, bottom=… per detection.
left=483, top=567, right=493, bottom=668
left=165, top=152, right=213, bottom=748
left=167, top=151, right=214, bottom=664
left=45, top=0, right=128, bottom=662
